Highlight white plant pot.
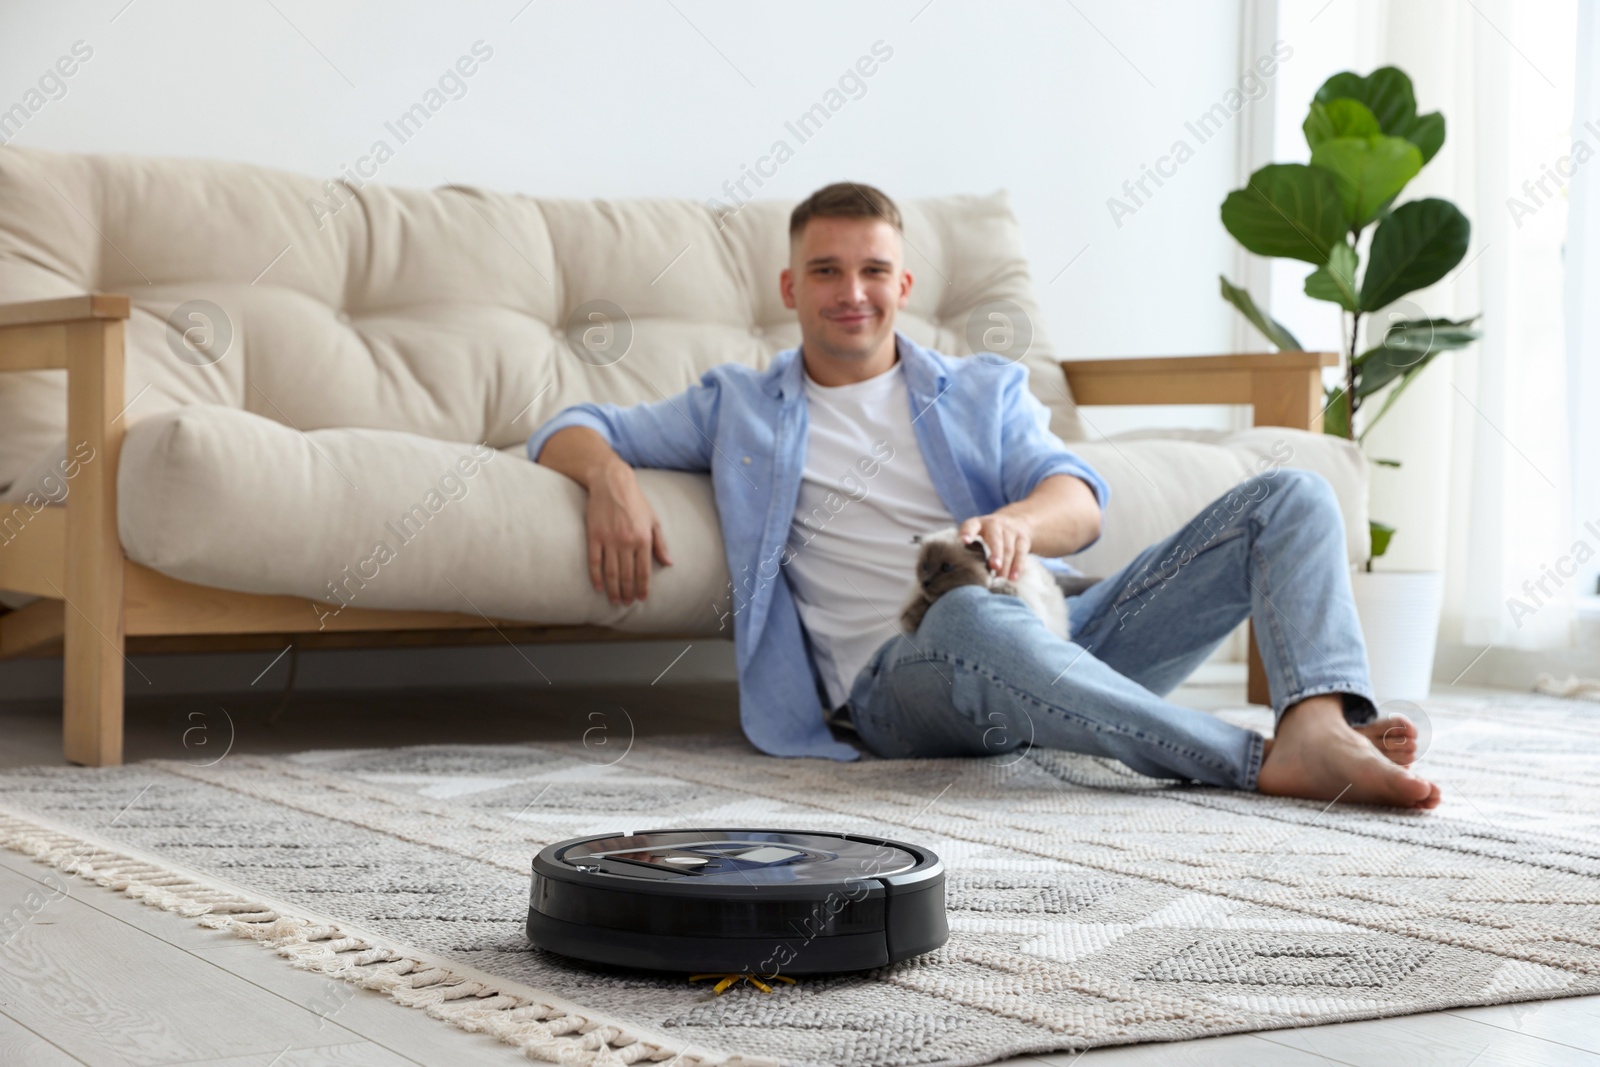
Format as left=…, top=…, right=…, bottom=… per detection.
left=1351, top=569, right=1444, bottom=703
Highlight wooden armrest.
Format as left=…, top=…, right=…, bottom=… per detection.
left=0, top=294, right=129, bottom=329
left=0, top=294, right=129, bottom=372
left=1061, top=351, right=1338, bottom=432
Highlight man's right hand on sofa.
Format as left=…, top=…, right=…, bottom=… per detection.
left=585, top=459, right=673, bottom=604
left=535, top=426, right=672, bottom=605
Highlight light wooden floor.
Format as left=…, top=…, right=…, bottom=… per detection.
left=0, top=679, right=1596, bottom=1067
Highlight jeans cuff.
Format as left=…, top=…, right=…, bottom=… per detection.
left=1241, top=729, right=1266, bottom=792
left=1276, top=684, right=1378, bottom=727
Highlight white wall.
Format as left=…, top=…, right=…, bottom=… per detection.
left=1, top=0, right=1267, bottom=434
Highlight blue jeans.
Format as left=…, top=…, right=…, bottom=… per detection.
left=845, top=469, right=1377, bottom=790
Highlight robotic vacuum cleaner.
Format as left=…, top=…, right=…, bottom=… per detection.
left=526, top=828, right=948, bottom=975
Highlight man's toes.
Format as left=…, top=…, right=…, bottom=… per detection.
left=1377, top=724, right=1416, bottom=749
left=1365, top=715, right=1416, bottom=740
left=1360, top=717, right=1419, bottom=765
left=1379, top=733, right=1418, bottom=765
left=1368, top=754, right=1437, bottom=804
left=1393, top=771, right=1435, bottom=806
left=1350, top=748, right=1435, bottom=807
left=1411, top=782, right=1443, bottom=809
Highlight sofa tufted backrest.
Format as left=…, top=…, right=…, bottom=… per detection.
left=0, top=145, right=1083, bottom=490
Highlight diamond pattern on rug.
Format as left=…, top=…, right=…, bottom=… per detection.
left=1138, top=934, right=1434, bottom=988
left=1, top=690, right=1599, bottom=1066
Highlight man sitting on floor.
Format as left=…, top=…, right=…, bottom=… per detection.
left=528, top=181, right=1440, bottom=810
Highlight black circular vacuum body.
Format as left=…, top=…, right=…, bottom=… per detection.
left=526, top=829, right=948, bottom=975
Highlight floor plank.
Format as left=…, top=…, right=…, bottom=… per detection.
left=0, top=847, right=531, bottom=1067
left=0, top=865, right=368, bottom=1067
left=1033, top=1030, right=1355, bottom=1065
left=1446, top=996, right=1600, bottom=1055
left=189, top=943, right=534, bottom=1067
left=162, top=1042, right=417, bottom=1066
left=0, top=848, right=255, bottom=955
left=1255, top=1008, right=1600, bottom=1067
left=0, top=1010, right=81, bottom=1067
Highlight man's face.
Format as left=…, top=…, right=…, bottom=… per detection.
left=781, top=216, right=912, bottom=363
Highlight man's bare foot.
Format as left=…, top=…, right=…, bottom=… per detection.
left=1265, top=713, right=1419, bottom=765
left=1257, top=696, right=1440, bottom=809
left=1354, top=715, right=1419, bottom=766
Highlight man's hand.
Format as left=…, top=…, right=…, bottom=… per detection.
left=958, top=474, right=1103, bottom=580
left=536, top=426, right=672, bottom=606
left=957, top=513, right=1035, bottom=582
left=586, top=459, right=672, bottom=605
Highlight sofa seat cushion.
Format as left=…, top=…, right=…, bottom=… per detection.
left=1069, top=427, right=1370, bottom=575
left=114, top=408, right=1368, bottom=629
left=117, top=405, right=730, bottom=633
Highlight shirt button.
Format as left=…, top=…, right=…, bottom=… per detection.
left=742, top=455, right=752, bottom=464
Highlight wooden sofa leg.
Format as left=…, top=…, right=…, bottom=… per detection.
left=62, top=570, right=124, bottom=766
left=1246, top=620, right=1271, bottom=708
left=62, top=318, right=126, bottom=767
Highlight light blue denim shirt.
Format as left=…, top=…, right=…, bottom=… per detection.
left=526, top=332, right=1110, bottom=761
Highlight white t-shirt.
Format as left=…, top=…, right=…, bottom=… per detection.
left=785, top=358, right=956, bottom=710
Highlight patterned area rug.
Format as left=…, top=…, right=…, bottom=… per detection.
left=2, top=690, right=1599, bottom=1067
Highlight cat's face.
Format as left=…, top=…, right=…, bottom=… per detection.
left=915, top=537, right=991, bottom=599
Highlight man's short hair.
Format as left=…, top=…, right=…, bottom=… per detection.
left=789, top=182, right=902, bottom=242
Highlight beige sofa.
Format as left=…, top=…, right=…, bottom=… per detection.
left=0, top=145, right=1364, bottom=765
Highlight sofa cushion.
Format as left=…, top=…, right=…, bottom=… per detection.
left=116, top=405, right=728, bottom=633
left=109, top=406, right=1367, bottom=629
left=0, top=145, right=1082, bottom=492
left=1071, top=427, right=1370, bottom=574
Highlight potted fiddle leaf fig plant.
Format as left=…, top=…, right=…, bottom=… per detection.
left=1217, top=66, right=1481, bottom=701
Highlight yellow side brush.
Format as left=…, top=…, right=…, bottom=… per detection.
left=689, top=973, right=799, bottom=995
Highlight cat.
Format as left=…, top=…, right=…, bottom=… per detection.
left=899, top=527, right=1071, bottom=640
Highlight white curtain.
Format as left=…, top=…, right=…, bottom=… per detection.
left=1567, top=0, right=1600, bottom=605
left=1416, top=0, right=1578, bottom=652
left=1268, top=0, right=1579, bottom=655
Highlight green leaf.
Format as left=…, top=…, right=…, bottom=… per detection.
left=1353, top=316, right=1478, bottom=396
left=1315, top=67, right=1417, bottom=134
left=1322, top=384, right=1351, bottom=438
left=1221, top=164, right=1348, bottom=264
left=1357, top=344, right=1440, bottom=398
left=1369, top=520, right=1396, bottom=559
left=1372, top=458, right=1402, bottom=467
left=1304, top=98, right=1381, bottom=150
left=1359, top=198, right=1471, bottom=311
left=1366, top=315, right=1482, bottom=356
left=1304, top=242, right=1360, bottom=310
left=1220, top=275, right=1303, bottom=350
left=1313, top=67, right=1445, bottom=167
left=1310, top=135, right=1423, bottom=228
left=1349, top=315, right=1481, bottom=438
left=1400, top=111, right=1446, bottom=164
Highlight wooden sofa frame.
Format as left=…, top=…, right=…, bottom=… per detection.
left=0, top=293, right=1335, bottom=766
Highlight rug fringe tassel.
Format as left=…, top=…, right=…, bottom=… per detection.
left=0, top=811, right=773, bottom=1067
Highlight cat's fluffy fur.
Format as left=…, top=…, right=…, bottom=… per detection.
left=899, top=527, right=1070, bottom=639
